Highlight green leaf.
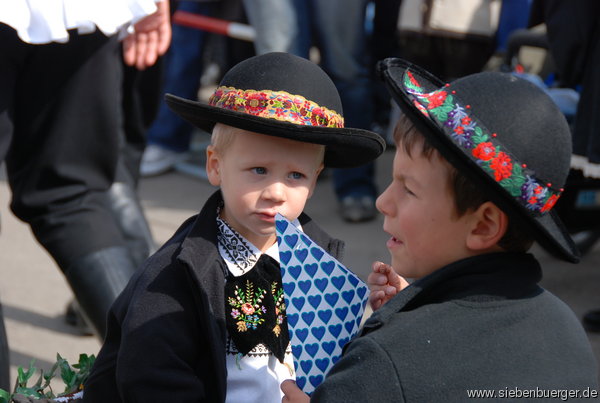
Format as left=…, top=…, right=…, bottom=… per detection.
left=431, top=109, right=448, bottom=122
left=61, top=369, right=76, bottom=390
left=0, top=389, right=10, bottom=403
left=500, top=177, right=524, bottom=197
left=42, top=362, right=59, bottom=390
left=9, top=353, right=98, bottom=399
left=32, top=371, right=44, bottom=389
left=73, top=353, right=95, bottom=372
left=17, top=360, right=37, bottom=386
left=471, top=126, right=489, bottom=144
left=15, top=386, right=42, bottom=398
left=512, top=163, right=524, bottom=177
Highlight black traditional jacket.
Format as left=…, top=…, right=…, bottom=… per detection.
left=83, top=190, right=344, bottom=402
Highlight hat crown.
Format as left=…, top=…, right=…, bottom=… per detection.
left=448, top=72, right=572, bottom=191
left=218, top=52, right=344, bottom=117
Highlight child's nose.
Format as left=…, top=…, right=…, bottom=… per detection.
left=263, top=181, right=287, bottom=202
left=376, top=185, right=392, bottom=215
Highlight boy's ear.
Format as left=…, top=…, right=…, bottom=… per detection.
left=205, top=145, right=221, bottom=186
left=466, top=201, right=508, bottom=251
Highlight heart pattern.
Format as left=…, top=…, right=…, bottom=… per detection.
left=276, top=213, right=369, bottom=394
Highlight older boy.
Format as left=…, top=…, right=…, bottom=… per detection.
left=82, top=52, right=385, bottom=402
left=282, top=58, right=598, bottom=402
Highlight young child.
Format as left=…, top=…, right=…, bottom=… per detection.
left=82, top=52, right=385, bottom=402
left=282, top=58, right=599, bottom=402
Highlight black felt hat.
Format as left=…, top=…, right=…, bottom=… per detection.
left=165, top=52, right=385, bottom=168
left=377, top=58, right=579, bottom=263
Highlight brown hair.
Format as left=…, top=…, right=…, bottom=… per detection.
left=393, top=114, right=533, bottom=252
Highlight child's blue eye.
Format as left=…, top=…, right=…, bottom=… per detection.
left=252, top=167, right=267, bottom=175
left=289, top=172, right=305, bottom=180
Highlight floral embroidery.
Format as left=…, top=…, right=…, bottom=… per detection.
left=472, top=142, right=495, bottom=161
left=402, top=70, right=563, bottom=215
left=228, top=280, right=267, bottom=332
left=426, top=91, right=447, bottom=109
left=272, top=282, right=286, bottom=337
left=227, top=280, right=286, bottom=336
left=490, top=152, right=513, bottom=182
left=209, top=86, right=344, bottom=128
left=219, top=212, right=290, bottom=362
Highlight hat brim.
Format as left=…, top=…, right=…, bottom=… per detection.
left=377, top=58, right=580, bottom=263
left=165, top=94, right=386, bottom=168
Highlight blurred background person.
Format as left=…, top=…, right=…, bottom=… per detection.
left=530, top=0, right=600, bottom=331
left=140, top=0, right=219, bottom=177
left=0, top=0, right=171, bottom=346
left=290, top=0, right=380, bottom=223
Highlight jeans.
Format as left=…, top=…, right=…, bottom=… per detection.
left=145, top=1, right=216, bottom=152
left=292, top=0, right=377, bottom=199
left=242, top=0, right=297, bottom=54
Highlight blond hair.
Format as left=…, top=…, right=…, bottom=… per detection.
left=211, top=123, right=239, bottom=153
left=211, top=123, right=326, bottom=164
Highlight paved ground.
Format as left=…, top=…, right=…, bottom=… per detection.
left=1, top=147, right=599, bottom=389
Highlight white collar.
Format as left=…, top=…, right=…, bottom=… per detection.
left=216, top=215, right=302, bottom=277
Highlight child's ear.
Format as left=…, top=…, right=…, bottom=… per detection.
left=205, top=145, right=221, bottom=186
left=466, top=201, right=508, bottom=251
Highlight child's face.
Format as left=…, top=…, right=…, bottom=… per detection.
left=376, top=142, right=475, bottom=279
left=207, top=129, right=324, bottom=251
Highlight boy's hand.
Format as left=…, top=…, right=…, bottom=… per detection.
left=367, top=261, right=409, bottom=311
left=281, top=380, right=310, bottom=402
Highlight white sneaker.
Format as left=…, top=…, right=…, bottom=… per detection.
left=140, top=145, right=189, bottom=177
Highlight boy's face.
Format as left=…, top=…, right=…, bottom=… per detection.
left=207, top=129, right=324, bottom=251
left=376, top=141, right=475, bottom=279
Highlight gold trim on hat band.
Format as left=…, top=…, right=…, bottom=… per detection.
left=208, top=86, right=345, bottom=128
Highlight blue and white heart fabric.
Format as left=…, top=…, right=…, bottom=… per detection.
left=275, top=213, right=369, bottom=394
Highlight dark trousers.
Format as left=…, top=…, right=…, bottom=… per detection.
left=397, top=33, right=495, bottom=82
left=0, top=25, right=129, bottom=269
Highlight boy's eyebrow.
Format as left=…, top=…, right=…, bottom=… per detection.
left=395, top=172, right=418, bottom=185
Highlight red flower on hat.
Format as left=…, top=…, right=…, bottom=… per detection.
left=461, top=116, right=472, bottom=126
left=541, top=194, right=560, bottom=212
left=427, top=91, right=447, bottom=109
left=454, top=126, right=465, bottom=135
left=472, top=142, right=496, bottom=161
left=490, top=152, right=513, bottom=181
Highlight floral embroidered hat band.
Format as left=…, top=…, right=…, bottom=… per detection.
left=165, top=52, right=385, bottom=168
left=377, top=58, right=580, bottom=263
